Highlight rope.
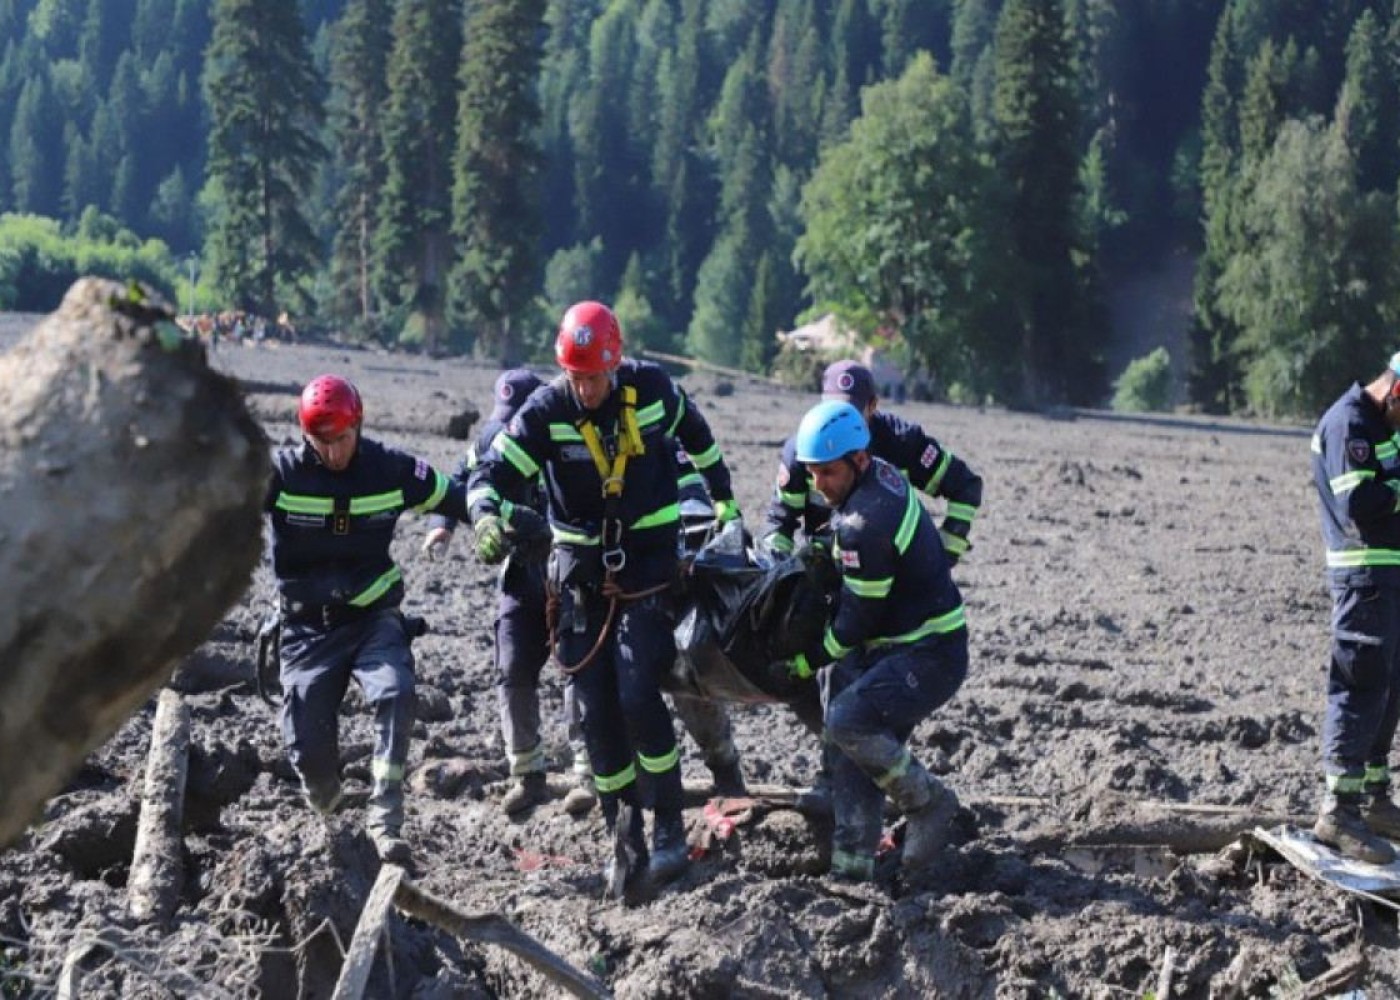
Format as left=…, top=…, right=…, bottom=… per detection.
left=548, top=576, right=672, bottom=677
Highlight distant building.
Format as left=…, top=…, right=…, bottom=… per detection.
left=777, top=313, right=908, bottom=400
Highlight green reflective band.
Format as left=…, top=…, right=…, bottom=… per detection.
left=830, top=848, right=874, bottom=879
left=493, top=431, right=540, bottom=478
left=467, top=485, right=500, bottom=508
left=350, top=566, right=402, bottom=607
left=594, top=762, right=637, bottom=793
left=1366, top=764, right=1390, bottom=785
left=276, top=493, right=334, bottom=515
left=874, top=748, right=912, bottom=791
left=844, top=575, right=893, bottom=598
left=689, top=442, right=721, bottom=469
left=552, top=524, right=600, bottom=545
left=635, top=400, right=666, bottom=428
left=676, top=472, right=705, bottom=492
left=1379, top=441, right=1399, bottom=461
left=1327, top=773, right=1366, bottom=794
left=510, top=745, right=546, bottom=775
left=667, top=394, right=687, bottom=435
left=352, top=490, right=405, bottom=515
left=780, top=488, right=807, bottom=509
left=869, top=604, right=966, bottom=647
left=1330, top=470, right=1374, bottom=495
left=632, top=503, right=680, bottom=531
left=894, top=488, right=921, bottom=554
left=1310, top=433, right=1322, bottom=454
left=638, top=745, right=680, bottom=775
left=945, top=501, right=978, bottom=522
left=549, top=422, right=584, bottom=442
left=416, top=471, right=450, bottom=512
left=823, top=626, right=852, bottom=659
left=766, top=533, right=795, bottom=554
left=940, top=530, right=970, bottom=555
left=1389, top=481, right=1400, bottom=513
left=465, top=444, right=480, bottom=470
left=371, top=759, right=404, bottom=783
left=925, top=450, right=953, bottom=492
left=499, top=500, right=517, bottom=523
left=1327, top=548, right=1400, bottom=568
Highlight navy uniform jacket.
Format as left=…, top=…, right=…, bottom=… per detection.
left=267, top=436, right=469, bottom=611
left=428, top=415, right=547, bottom=536
left=763, top=410, right=982, bottom=559
left=1312, top=383, right=1400, bottom=586
left=807, top=456, right=966, bottom=671
left=468, top=360, right=734, bottom=589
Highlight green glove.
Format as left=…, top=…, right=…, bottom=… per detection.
left=473, top=514, right=508, bottom=565
left=713, top=498, right=741, bottom=523
left=787, top=652, right=813, bottom=680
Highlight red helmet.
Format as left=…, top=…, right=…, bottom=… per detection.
left=299, top=375, right=363, bottom=437
left=554, top=301, right=622, bottom=374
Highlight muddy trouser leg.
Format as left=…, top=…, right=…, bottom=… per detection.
left=353, top=611, right=417, bottom=836
left=279, top=622, right=355, bottom=811
left=824, top=633, right=968, bottom=867
left=564, top=591, right=642, bottom=844
left=1324, top=582, right=1400, bottom=803
left=613, top=597, right=686, bottom=823
left=563, top=680, right=591, bottom=778
left=497, top=563, right=551, bottom=776
left=671, top=694, right=739, bottom=771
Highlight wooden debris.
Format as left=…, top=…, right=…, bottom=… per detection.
left=128, top=689, right=191, bottom=925
left=331, top=864, right=404, bottom=1000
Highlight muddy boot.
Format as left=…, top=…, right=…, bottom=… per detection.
left=605, top=802, right=649, bottom=900
left=369, top=825, right=412, bottom=865
left=303, top=777, right=344, bottom=818
left=1314, top=795, right=1396, bottom=864
left=562, top=776, right=598, bottom=816
left=1363, top=794, right=1400, bottom=841
left=501, top=771, right=549, bottom=816
left=647, top=811, right=690, bottom=885
left=886, top=760, right=957, bottom=874
left=708, top=757, right=748, bottom=798
left=829, top=848, right=874, bottom=883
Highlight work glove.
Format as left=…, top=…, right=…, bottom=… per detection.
left=473, top=514, right=508, bottom=565
left=507, top=506, right=551, bottom=561
left=713, top=498, right=742, bottom=524
left=759, top=532, right=794, bottom=558
left=421, top=526, right=453, bottom=560
left=787, top=652, right=814, bottom=680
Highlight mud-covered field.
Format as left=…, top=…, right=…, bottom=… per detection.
left=1, top=313, right=1393, bottom=998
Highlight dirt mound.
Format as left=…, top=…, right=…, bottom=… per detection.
left=0, top=325, right=1390, bottom=998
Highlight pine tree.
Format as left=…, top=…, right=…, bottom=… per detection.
left=9, top=73, right=63, bottom=215
left=450, top=0, right=548, bottom=362
left=325, top=0, right=392, bottom=333
left=203, top=0, right=326, bottom=318
left=1335, top=10, right=1397, bottom=193
left=992, top=0, right=1102, bottom=405
left=373, top=0, right=462, bottom=351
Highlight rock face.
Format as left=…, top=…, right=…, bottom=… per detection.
left=0, top=279, right=268, bottom=849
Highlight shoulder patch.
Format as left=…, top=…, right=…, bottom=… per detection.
left=777, top=463, right=790, bottom=488
left=919, top=443, right=938, bottom=468
left=1347, top=438, right=1373, bottom=464
left=839, top=548, right=861, bottom=569
left=877, top=461, right=904, bottom=495
left=414, top=457, right=429, bottom=481
left=508, top=416, right=524, bottom=437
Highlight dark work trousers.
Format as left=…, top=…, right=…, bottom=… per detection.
left=819, top=630, right=968, bottom=860
left=280, top=609, right=415, bottom=834
left=1323, top=582, right=1400, bottom=791
left=497, top=556, right=557, bottom=775
left=561, top=588, right=685, bottom=828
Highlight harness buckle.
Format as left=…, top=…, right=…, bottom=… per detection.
left=601, top=518, right=626, bottom=572
left=601, top=475, right=625, bottom=498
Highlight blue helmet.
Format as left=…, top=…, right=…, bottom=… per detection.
left=794, top=400, right=870, bottom=464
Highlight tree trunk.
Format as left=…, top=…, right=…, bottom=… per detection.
left=129, top=689, right=191, bottom=925
left=0, top=279, right=268, bottom=850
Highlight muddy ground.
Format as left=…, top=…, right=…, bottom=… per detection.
left=0, top=313, right=1392, bottom=998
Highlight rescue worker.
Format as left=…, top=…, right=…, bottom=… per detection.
left=760, top=360, right=982, bottom=564
left=266, top=374, right=471, bottom=865
left=468, top=301, right=742, bottom=891
left=1310, top=352, right=1400, bottom=863
left=425, top=374, right=749, bottom=818
left=423, top=369, right=598, bottom=817
left=785, top=400, right=969, bottom=883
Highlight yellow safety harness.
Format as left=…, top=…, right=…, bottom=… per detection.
left=551, top=384, right=671, bottom=675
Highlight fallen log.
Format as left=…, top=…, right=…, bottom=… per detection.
left=128, top=689, right=190, bottom=924
left=0, top=279, right=268, bottom=849
left=331, top=864, right=404, bottom=1000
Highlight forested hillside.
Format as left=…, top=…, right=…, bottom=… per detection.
left=0, top=0, right=1395, bottom=415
